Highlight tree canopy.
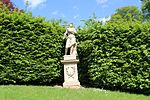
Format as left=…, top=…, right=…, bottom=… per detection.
left=141, top=0, right=150, bottom=20
left=109, top=6, right=142, bottom=22
left=0, top=0, right=15, bottom=10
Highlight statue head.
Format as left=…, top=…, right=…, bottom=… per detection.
left=68, top=23, right=74, bottom=28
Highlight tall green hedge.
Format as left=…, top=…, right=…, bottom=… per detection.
left=77, top=19, right=150, bottom=93
left=0, top=8, right=65, bottom=85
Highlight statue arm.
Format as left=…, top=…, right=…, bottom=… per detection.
left=63, top=29, right=68, bottom=39
left=74, top=28, right=77, bottom=34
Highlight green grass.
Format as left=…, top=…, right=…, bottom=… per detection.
left=0, top=85, right=149, bottom=100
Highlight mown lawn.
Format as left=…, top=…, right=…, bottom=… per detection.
left=0, top=85, right=149, bottom=100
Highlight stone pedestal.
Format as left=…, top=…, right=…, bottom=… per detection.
left=61, top=55, right=80, bottom=88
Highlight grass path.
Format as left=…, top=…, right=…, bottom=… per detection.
left=0, top=85, right=149, bottom=100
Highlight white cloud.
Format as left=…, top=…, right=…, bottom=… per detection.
left=96, top=0, right=108, bottom=4
left=99, top=16, right=110, bottom=24
left=73, top=14, right=79, bottom=19
left=73, top=5, right=79, bottom=10
left=96, top=0, right=109, bottom=8
left=51, top=10, right=58, bottom=15
left=24, top=0, right=47, bottom=9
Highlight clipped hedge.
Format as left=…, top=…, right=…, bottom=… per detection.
left=0, top=8, right=65, bottom=85
left=77, top=19, right=150, bottom=93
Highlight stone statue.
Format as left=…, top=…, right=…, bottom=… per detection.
left=64, top=23, right=77, bottom=55
left=61, top=23, right=80, bottom=88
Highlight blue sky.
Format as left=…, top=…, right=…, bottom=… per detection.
left=12, top=0, right=142, bottom=26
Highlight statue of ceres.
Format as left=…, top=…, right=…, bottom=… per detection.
left=64, top=23, right=77, bottom=55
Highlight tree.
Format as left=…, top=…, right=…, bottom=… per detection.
left=0, top=0, right=15, bottom=10
left=141, top=0, right=150, bottom=20
left=108, top=14, right=125, bottom=23
left=109, top=6, right=143, bottom=22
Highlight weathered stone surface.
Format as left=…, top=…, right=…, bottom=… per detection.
left=61, top=55, right=80, bottom=88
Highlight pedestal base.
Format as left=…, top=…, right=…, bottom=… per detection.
left=63, top=81, right=80, bottom=88
left=61, top=55, right=80, bottom=88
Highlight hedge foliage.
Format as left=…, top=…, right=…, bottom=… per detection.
left=77, top=18, right=150, bottom=93
left=0, top=8, right=65, bottom=85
